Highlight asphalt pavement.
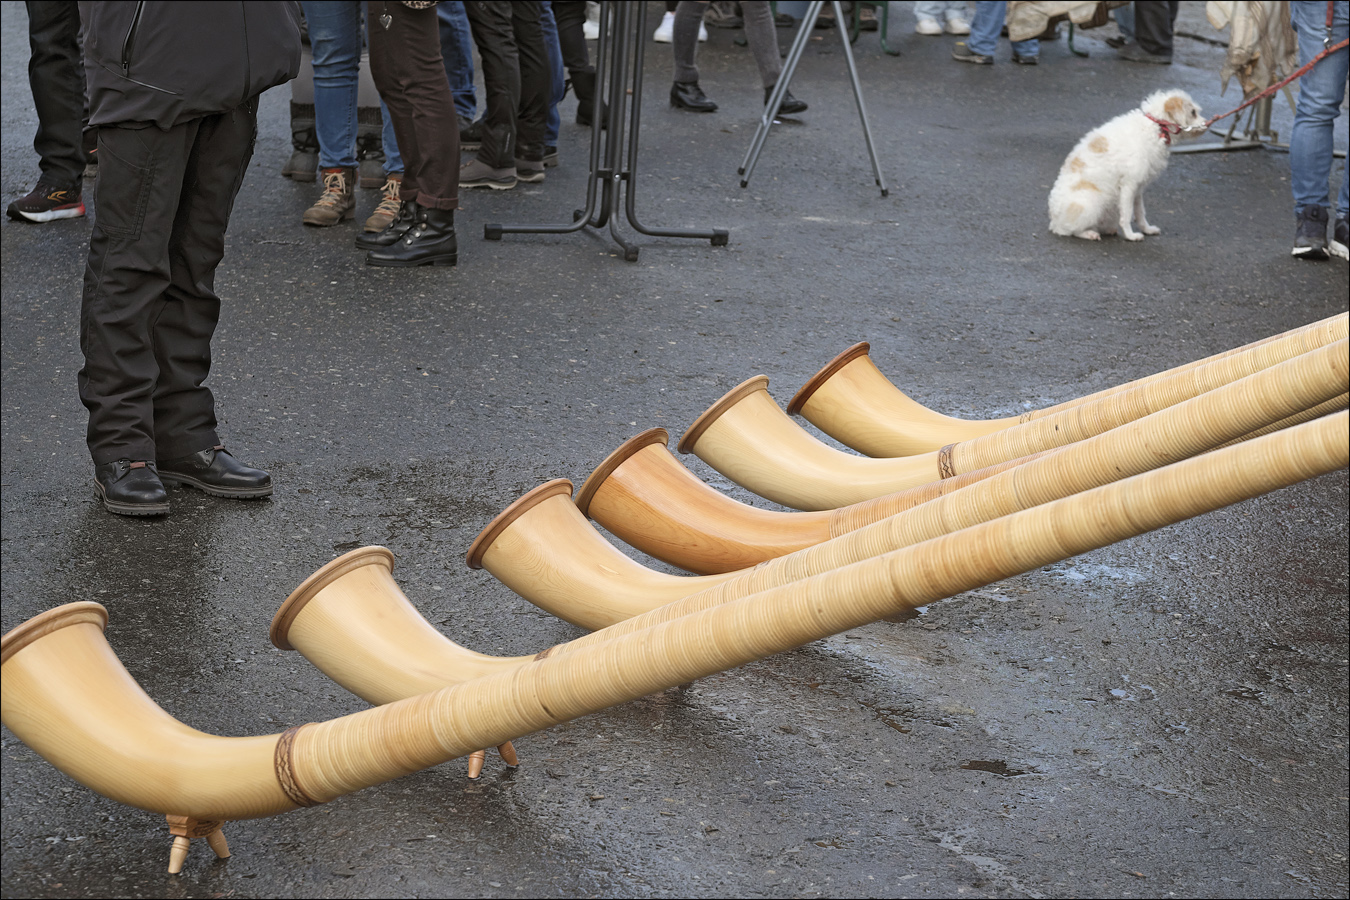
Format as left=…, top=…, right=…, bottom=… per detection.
left=2, top=2, right=1347, bottom=898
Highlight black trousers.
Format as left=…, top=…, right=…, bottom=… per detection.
left=78, top=103, right=257, bottom=465
left=464, top=0, right=550, bottom=166
left=26, top=0, right=86, bottom=191
left=1133, top=0, right=1179, bottom=57
left=551, top=0, right=595, bottom=78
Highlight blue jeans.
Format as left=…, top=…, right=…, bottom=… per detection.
left=967, top=0, right=1037, bottom=58
left=1290, top=0, right=1348, bottom=219
left=542, top=2, right=566, bottom=148
left=302, top=0, right=402, bottom=172
left=438, top=1, right=477, bottom=121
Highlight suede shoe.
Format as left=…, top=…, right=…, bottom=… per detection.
left=459, top=158, right=518, bottom=190
left=158, top=446, right=273, bottom=499
left=94, top=460, right=169, bottom=516
left=302, top=167, right=356, bottom=226
left=767, top=86, right=807, bottom=115
left=1292, top=205, right=1329, bottom=260
left=671, top=81, right=718, bottom=112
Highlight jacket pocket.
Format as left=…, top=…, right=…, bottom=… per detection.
left=93, top=129, right=155, bottom=239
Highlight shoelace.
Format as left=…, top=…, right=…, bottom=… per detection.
left=313, top=171, right=349, bottom=209
left=373, top=180, right=401, bottom=216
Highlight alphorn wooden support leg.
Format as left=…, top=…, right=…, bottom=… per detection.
left=164, top=815, right=229, bottom=874
left=466, top=741, right=520, bottom=779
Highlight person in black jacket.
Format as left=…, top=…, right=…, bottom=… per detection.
left=77, top=0, right=302, bottom=515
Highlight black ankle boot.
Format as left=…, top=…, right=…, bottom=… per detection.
left=355, top=200, right=421, bottom=250
left=572, top=70, right=609, bottom=128
left=365, top=207, right=457, bottom=267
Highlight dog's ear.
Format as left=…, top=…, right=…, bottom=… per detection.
left=1163, top=95, right=1186, bottom=122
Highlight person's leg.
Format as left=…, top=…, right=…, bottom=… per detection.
left=438, top=0, right=478, bottom=121
left=537, top=2, right=565, bottom=154
left=964, top=0, right=1005, bottom=56
left=379, top=100, right=404, bottom=176
left=741, top=1, right=781, bottom=89
left=1132, top=0, right=1178, bottom=58
left=300, top=1, right=362, bottom=169
left=152, top=102, right=263, bottom=459
left=673, top=1, right=708, bottom=83
left=25, top=0, right=85, bottom=191
left=553, top=0, right=592, bottom=75
left=1289, top=0, right=1348, bottom=257
left=913, top=0, right=945, bottom=32
left=1011, top=35, right=1039, bottom=59
left=464, top=0, right=520, bottom=169
left=79, top=121, right=198, bottom=465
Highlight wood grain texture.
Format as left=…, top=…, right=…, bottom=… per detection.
left=793, top=312, right=1348, bottom=457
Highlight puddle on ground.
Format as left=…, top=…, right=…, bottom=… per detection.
left=961, top=759, right=1029, bottom=777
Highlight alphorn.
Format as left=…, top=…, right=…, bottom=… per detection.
left=5, top=413, right=1344, bottom=872
left=678, top=315, right=1350, bottom=510
left=787, top=312, right=1349, bottom=457
left=366, top=340, right=1348, bottom=645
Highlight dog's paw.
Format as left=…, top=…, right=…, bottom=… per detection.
left=1143, top=225, right=1161, bottom=236
left=1076, top=230, right=1102, bottom=241
left=1123, top=231, right=1144, bottom=242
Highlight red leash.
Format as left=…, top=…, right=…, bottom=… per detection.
left=1200, top=1, right=1348, bottom=129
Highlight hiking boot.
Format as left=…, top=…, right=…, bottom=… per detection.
left=1292, top=205, right=1329, bottom=260
left=1331, top=216, right=1349, bottom=261
left=364, top=174, right=403, bottom=232
left=283, top=102, right=318, bottom=182
left=515, top=157, right=546, bottom=183
left=302, top=167, right=356, bottom=226
left=6, top=182, right=85, bottom=222
left=460, top=158, right=517, bottom=190
left=366, top=207, right=457, bottom=267
left=356, top=200, right=420, bottom=250
left=951, top=42, right=993, bottom=64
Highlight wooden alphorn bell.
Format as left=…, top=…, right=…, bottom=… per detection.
left=786, top=312, right=1349, bottom=458
left=269, top=547, right=522, bottom=779
left=306, top=340, right=1349, bottom=667
left=6, top=413, right=1345, bottom=872
left=676, top=314, right=1350, bottom=510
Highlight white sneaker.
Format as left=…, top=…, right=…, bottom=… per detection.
left=699, top=21, right=709, bottom=41
left=654, top=10, right=675, bottom=42
left=945, top=15, right=971, bottom=35
left=915, top=16, right=943, bottom=35
left=584, top=0, right=600, bottom=40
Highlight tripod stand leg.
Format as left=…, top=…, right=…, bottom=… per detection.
left=739, top=1, right=822, bottom=185
left=833, top=0, right=888, bottom=196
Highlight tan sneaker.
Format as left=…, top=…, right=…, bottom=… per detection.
left=302, top=167, right=356, bottom=226
left=364, top=174, right=403, bottom=232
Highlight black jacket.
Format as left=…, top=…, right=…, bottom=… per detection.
left=80, top=0, right=302, bottom=129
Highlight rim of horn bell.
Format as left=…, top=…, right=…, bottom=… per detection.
left=466, top=478, right=574, bottom=570
left=676, top=375, right=771, bottom=455
left=2, top=601, right=108, bottom=666
left=269, top=546, right=396, bottom=651
left=785, top=342, right=871, bottom=417
left=574, top=427, right=670, bottom=517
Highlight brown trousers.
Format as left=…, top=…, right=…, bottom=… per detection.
left=366, top=1, right=460, bottom=209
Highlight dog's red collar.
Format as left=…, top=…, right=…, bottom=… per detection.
left=1143, top=112, right=1183, bottom=145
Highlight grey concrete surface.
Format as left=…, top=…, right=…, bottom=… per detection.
left=2, top=2, right=1347, bottom=898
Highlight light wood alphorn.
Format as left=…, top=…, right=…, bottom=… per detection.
left=7, top=414, right=1343, bottom=871
left=296, top=341, right=1347, bottom=675
left=679, top=316, right=1350, bottom=510
left=465, top=478, right=737, bottom=630
left=787, top=312, right=1349, bottom=458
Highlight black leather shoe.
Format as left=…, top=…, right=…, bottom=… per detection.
left=366, top=207, right=458, bottom=267
left=670, top=81, right=718, bottom=113
left=94, top=459, right=169, bottom=516
left=767, top=86, right=808, bottom=114
left=158, top=446, right=273, bottom=498
left=355, top=200, right=421, bottom=250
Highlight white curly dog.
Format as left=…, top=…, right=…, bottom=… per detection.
left=1049, top=89, right=1205, bottom=241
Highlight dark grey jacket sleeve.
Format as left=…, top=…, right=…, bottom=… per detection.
left=81, top=0, right=302, bottom=129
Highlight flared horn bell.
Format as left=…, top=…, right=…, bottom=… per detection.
left=8, top=413, right=1346, bottom=872
left=465, top=478, right=737, bottom=631
left=574, top=427, right=833, bottom=574
left=787, top=313, right=1350, bottom=459
left=271, top=546, right=528, bottom=705
left=786, top=342, right=1017, bottom=458
left=681, top=319, right=1350, bottom=512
